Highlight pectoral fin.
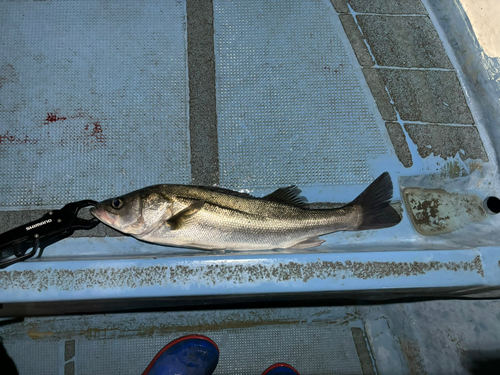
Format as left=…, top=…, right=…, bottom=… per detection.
left=167, top=200, right=205, bottom=230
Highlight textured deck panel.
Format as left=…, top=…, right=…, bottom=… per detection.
left=214, top=0, right=391, bottom=190
left=1, top=309, right=366, bottom=375
left=0, top=0, right=190, bottom=209
left=77, top=326, right=362, bottom=375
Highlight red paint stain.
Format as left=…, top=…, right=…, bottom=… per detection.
left=0, top=131, right=38, bottom=145
left=44, top=112, right=67, bottom=125
left=325, top=66, right=340, bottom=73
left=88, top=121, right=106, bottom=144
left=39, top=109, right=107, bottom=148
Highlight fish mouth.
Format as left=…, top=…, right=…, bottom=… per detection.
left=90, top=206, right=116, bottom=227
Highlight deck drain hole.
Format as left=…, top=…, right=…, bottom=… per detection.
left=484, top=197, right=500, bottom=214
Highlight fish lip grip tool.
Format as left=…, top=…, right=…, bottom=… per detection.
left=0, top=200, right=100, bottom=269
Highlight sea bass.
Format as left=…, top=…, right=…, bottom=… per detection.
left=90, top=172, right=401, bottom=250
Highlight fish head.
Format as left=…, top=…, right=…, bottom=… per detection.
left=90, top=188, right=172, bottom=236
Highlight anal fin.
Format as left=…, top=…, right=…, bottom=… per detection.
left=287, top=236, right=325, bottom=249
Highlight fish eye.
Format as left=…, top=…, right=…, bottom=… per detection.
left=111, top=198, right=124, bottom=209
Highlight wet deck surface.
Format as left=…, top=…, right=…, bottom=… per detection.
left=2, top=300, right=500, bottom=374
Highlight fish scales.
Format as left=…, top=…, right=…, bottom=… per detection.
left=146, top=187, right=360, bottom=249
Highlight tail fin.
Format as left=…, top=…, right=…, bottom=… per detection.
left=348, top=172, right=401, bottom=230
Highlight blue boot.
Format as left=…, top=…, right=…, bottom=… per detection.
left=142, top=335, right=219, bottom=375
left=262, top=363, right=300, bottom=375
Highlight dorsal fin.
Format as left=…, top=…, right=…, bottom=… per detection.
left=262, top=185, right=309, bottom=208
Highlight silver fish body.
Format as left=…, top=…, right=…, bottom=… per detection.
left=91, top=172, right=401, bottom=250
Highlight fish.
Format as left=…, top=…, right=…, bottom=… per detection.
left=90, top=172, right=401, bottom=250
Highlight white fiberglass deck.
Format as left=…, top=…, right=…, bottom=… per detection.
left=1, top=0, right=500, bottom=304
